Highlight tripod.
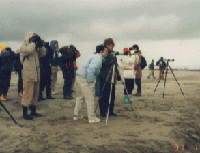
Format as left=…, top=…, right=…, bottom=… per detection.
left=0, top=100, right=18, bottom=125
left=95, top=58, right=137, bottom=126
left=154, top=60, right=184, bottom=98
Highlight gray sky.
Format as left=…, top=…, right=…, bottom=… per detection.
left=0, top=0, right=200, bottom=69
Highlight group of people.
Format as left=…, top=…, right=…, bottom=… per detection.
left=1, top=32, right=164, bottom=124
left=0, top=31, right=80, bottom=120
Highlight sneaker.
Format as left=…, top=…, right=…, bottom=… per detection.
left=89, top=117, right=100, bottom=123
left=52, top=92, right=56, bottom=95
left=73, top=115, right=83, bottom=121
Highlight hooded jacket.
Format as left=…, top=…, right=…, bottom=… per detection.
left=0, top=47, right=16, bottom=71
left=50, top=40, right=60, bottom=67
left=19, top=31, right=46, bottom=82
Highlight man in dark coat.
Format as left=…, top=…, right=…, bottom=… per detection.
left=98, top=38, right=121, bottom=117
left=14, top=51, right=23, bottom=97
left=59, top=46, right=75, bottom=99
left=38, top=42, right=55, bottom=100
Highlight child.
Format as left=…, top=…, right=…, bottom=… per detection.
left=74, top=45, right=108, bottom=123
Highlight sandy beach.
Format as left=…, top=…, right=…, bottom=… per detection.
left=0, top=69, right=200, bottom=153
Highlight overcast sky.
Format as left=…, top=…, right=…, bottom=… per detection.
left=0, top=0, right=200, bottom=69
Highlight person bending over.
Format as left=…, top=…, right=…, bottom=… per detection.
left=74, top=45, right=108, bottom=123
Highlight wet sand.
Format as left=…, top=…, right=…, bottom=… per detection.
left=0, top=69, right=200, bottom=153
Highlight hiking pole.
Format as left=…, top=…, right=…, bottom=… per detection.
left=0, top=101, right=18, bottom=124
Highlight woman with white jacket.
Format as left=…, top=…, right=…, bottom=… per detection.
left=120, top=48, right=139, bottom=102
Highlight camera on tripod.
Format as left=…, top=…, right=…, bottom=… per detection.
left=164, top=59, right=175, bottom=62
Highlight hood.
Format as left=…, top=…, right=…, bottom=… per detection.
left=24, top=31, right=36, bottom=44
left=0, top=44, right=8, bottom=52
left=50, top=40, right=58, bottom=50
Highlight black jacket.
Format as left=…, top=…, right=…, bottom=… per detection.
left=14, top=53, right=23, bottom=72
left=99, top=50, right=121, bottom=83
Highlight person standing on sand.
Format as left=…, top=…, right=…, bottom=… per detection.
left=74, top=45, right=108, bottom=123
left=120, top=48, right=138, bottom=102
left=132, top=44, right=142, bottom=96
left=156, top=57, right=167, bottom=80
left=0, top=45, right=16, bottom=101
left=20, top=31, right=46, bottom=120
left=147, top=59, right=156, bottom=79
left=50, top=40, right=60, bottom=95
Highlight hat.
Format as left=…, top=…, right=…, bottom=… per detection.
left=123, top=48, right=130, bottom=52
left=0, top=44, right=8, bottom=51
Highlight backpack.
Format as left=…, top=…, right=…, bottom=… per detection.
left=141, top=55, right=147, bottom=70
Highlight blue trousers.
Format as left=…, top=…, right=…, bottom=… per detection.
left=95, top=77, right=101, bottom=96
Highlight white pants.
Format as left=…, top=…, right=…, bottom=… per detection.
left=74, top=75, right=96, bottom=120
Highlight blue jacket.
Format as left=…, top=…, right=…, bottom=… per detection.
left=50, top=40, right=60, bottom=67
left=76, top=53, right=105, bottom=83
left=1, top=49, right=16, bottom=71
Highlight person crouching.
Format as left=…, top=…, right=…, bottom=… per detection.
left=73, top=45, right=108, bottom=123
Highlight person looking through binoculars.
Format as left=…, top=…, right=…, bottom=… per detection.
left=20, top=31, right=46, bottom=120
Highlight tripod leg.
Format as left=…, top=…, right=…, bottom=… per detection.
left=94, top=66, right=113, bottom=113
left=169, top=66, right=184, bottom=96
left=163, top=66, right=169, bottom=98
left=154, top=69, right=165, bottom=93
left=0, top=101, right=18, bottom=124
left=106, top=65, right=115, bottom=126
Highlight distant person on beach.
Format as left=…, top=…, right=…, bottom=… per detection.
left=120, top=48, right=139, bottom=102
left=156, top=57, right=167, bottom=80
left=74, top=44, right=108, bottom=123
left=0, top=44, right=16, bottom=101
left=147, top=59, right=156, bottom=79
left=20, top=31, right=46, bottom=120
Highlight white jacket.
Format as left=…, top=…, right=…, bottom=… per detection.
left=120, top=55, right=139, bottom=79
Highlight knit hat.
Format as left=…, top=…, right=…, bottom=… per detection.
left=123, top=48, right=130, bottom=52
left=0, top=44, right=8, bottom=52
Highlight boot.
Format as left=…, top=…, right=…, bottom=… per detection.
left=29, top=105, right=42, bottom=117
left=67, top=94, right=74, bottom=100
left=19, top=91, right=23, bottom=97
left=63, top=95, right=67, bottom=99
left=124, top=95, right=129, bottom=103
left=22, top=106, right=33, bottom=120
left=46, top=93, right=55, bottom=99
left=133, top=92, right=141, bottom=96
left=38, top=92, right=46, bottom=101
left=128, top=94, right=134, bottom=103
left=1, top=94, right=7, bottom=101
left=5, top=94, right=11, bottom=100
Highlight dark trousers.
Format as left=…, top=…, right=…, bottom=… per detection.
left=95, top=77, right=100, bottom=96
left=63, top=78, right=72, bottom=96
left=18, top=71, right=23, bottom=93
left=124, top=79, right=134, bottom=94
left=99, top=80, right=115, bottom=116
left=39, top=67, right=51, bottom=98
left=0, top=70, right=11, bottom=95
left=135, top=78, right=141, bottom=93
